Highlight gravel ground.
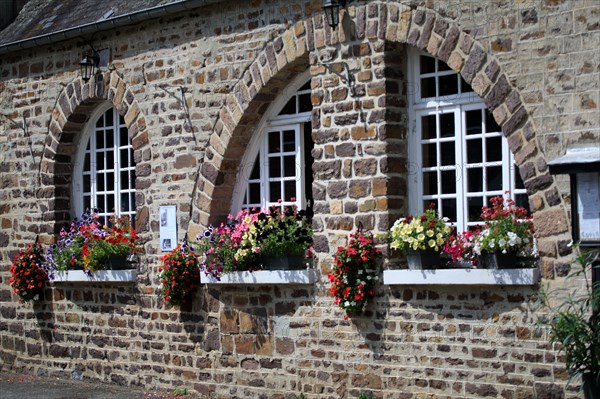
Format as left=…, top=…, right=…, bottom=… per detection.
left=0, top=372, right=198, bottom=399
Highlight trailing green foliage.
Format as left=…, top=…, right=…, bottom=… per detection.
left=536, top=248, right=600, bottom=380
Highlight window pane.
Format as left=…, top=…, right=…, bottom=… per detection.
left=97, top=174, right=105, bottom=191
left=467, top=168, right=483, bottom=192
left=487, top=166, right=502, bottom=191
left=466, top=139, right=482, bottom=163
left=120, top=171, right=129, bottom=190
left=96, top=131, right=104, bottom=149
left=468, top=197, right=483, bottom=222
left=120, top=127, right=129, bottom=147
left=486, top=137, right=502, bottom=162
left=440, top=142, right=455, bottom=165
left=83, top=195, right=91, bottom=210
left=268, top=157, right=281, bottom=178
left=279, top=98, right=296, bottom=115
left=84, top=152, right=90, bottom=170
left=420, top=56, right=435, bottom=74
left=298, top=94, right=312, bottom=113
left=439, top=113, right=455, bottom=138
left=461, top=77, right=473, bottom=93
left=249, top=183, right=261, bottom=204
left=107, top=194, right=115, bottom=214
left=106, top=108, right=113, bottom=123
left=421, top=115, right=436, bottom=139
left=97, top=153, right=105, bottom=170
left=441, top=170, right=456, bottom=194
left=269, top=181, right=281, bottom=202
left=106, top=129, right=114, bottom=149
left=283, top=130, right=296, bottom=152
left=486, top=110, right=501, bottom=133
left=250, top=160, right=260, bottom=180
left=268, top=131, right=280, bottom=153
left=466, top=110, right=482, bottom=135
left=300, top=81, right=311, bottom=91
left=120, top=148, right=129, bottom=167
left=438, top=74, right=458, bottom=96
left=106, top=150, right=114, bottom=170
left=96, top=195, right=104, bottom=212
left=83, top=175, right=91, bottom=192
left=121, top=193, right=130, bottom=212
left=420, top=77, right=436, bottom=98
left=515, top=194, right=530, bottom=212
left=106, top=172, right=115, bottom=191
left=422, top=143, right=437, bottom=167
left=423, top=171, right=437, bottom=195
left=515, top=165, right=525, bottom=189
left=284, top=180, right=296, bottom=201
left=442, top=198, right=457, bottom=222
left=437, top=60, right=451, bottom=72
left=283, top=156, right=296, bottom=177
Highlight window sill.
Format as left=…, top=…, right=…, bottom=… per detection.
left=383, top=268, right=540, bottom=286
left=51, top=270, right=137, bottom=283
left=200, top=269, right=317, bottom=285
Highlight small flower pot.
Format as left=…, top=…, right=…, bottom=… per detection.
left=477, top=252, right=518, bottom=269
left=261, top=255, right=306, bottom=271
left=406, top=250, right=441, bottom=270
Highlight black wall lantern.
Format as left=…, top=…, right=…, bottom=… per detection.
left=79, top=50, right=100, bottom=82
left=322, top=0, right=346, bottom=30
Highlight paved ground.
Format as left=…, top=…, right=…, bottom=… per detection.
left=0, top=372, right=198, bottom=399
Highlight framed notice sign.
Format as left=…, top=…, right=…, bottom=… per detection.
left=576, top=172, right=600, bottom=244
left=159, top=205, right=177, bottom=252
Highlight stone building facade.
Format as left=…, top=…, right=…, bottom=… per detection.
left=0, top=0, right=598, bottom=398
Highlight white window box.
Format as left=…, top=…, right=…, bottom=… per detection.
left=51, top=270, right=137, bottom=283
left=383, top=268, right=540, bottom=286
left=200, top=269, right=317, bottom=285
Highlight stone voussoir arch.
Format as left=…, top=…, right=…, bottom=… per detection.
left=39, top=71, right=152, bottom=233
left=193, top=0, right=571, bottom=273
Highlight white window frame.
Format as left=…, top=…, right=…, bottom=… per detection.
left=72, top=103, right=136, bottom=223
left=232, top=70, right=312, bottom=213
left=408, top=49, right=526, bottom=232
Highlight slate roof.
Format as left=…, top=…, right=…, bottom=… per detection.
left=0, top=0, right=184, bottom=46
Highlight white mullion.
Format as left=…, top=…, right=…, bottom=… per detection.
left=259, top=132, right=267, bottom=208
left=90, top=128, right=98, bottom=213
left=112, top=112, right=121, bottom=216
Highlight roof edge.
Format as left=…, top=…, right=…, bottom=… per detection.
left=0, top=0, right=221, bottom=56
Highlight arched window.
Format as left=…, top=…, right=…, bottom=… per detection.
left=73, top=104, right=136, bottom=224
left=232, top=71, right=313, bottom=213
left=408, top=50, right=528, bottom=232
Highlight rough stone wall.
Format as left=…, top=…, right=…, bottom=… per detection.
left=0, top=1, right=598, bottom=398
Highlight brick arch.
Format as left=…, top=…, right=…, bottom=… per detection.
left=193, top=1, right=570, bottom=268
left=39, top=71, right=151, bottom=232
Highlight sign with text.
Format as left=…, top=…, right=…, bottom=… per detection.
left=159, top=205, right=177, bottom=251
left=577, top=172, right=600, bottom=242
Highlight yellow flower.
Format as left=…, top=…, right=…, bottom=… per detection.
left=426, top=230, right=434, bottom=237
left=418, top=233, right=425, bottom=241
left=428, top=239, right=436, bottom=248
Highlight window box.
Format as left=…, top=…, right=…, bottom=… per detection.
left=51, top=270, right=137, bottom=283
left=200, top=269, right=317, bottom=285
left=383, top=268, right=539, bottom=286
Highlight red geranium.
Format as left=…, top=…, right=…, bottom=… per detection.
left=159, top=237, right=200, bottom=307
left=10, top=243, right=47, bottom=303
left=328, top=229, right=381, bottom=318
